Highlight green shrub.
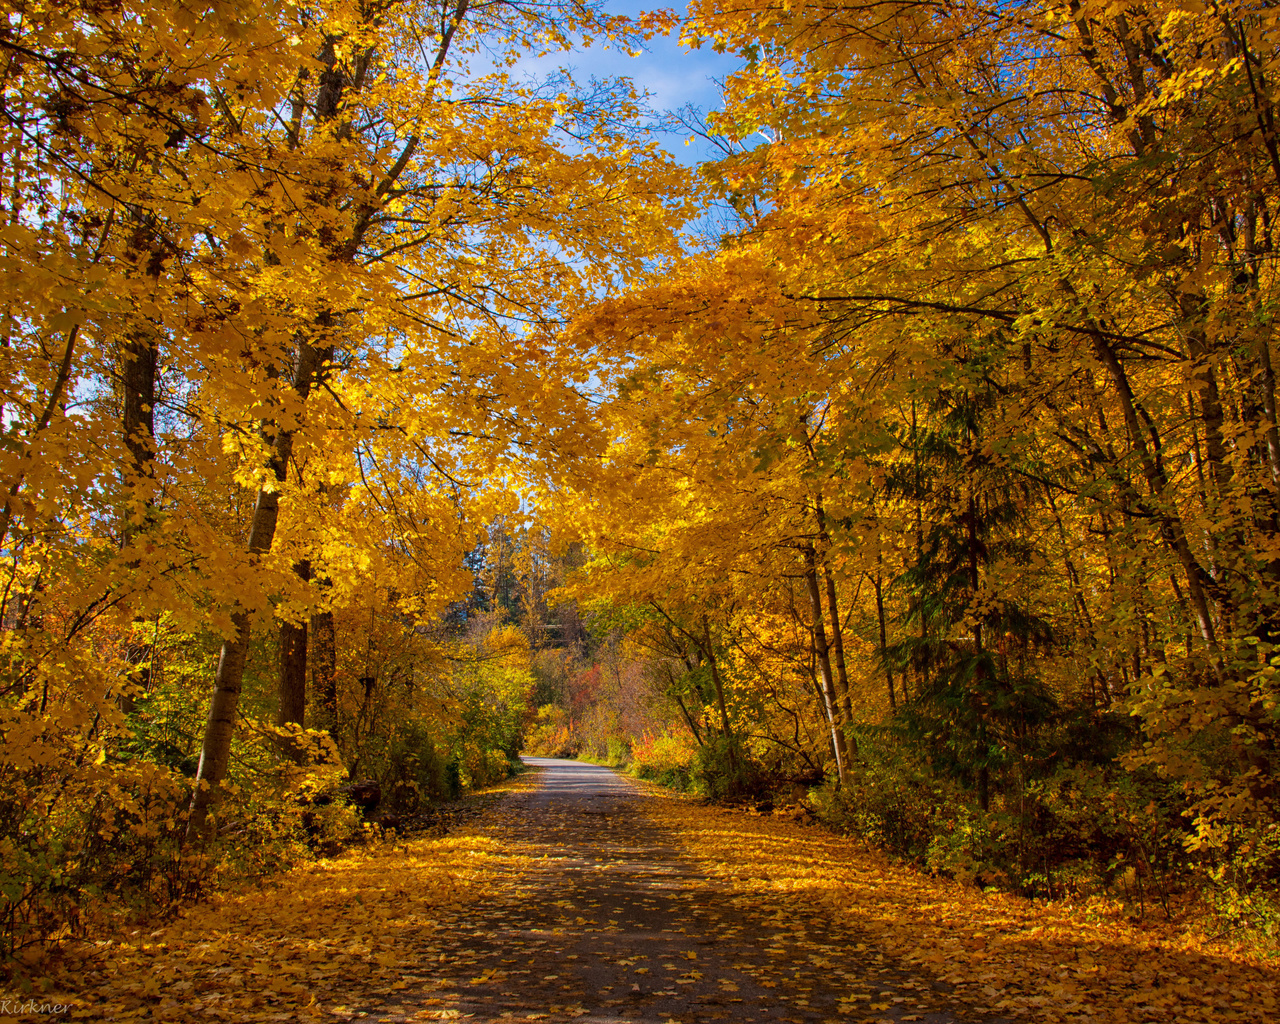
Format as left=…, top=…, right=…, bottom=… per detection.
left=383, top=719, right=454, bottom=808
left=629, top=730, right=697, bottom=791
left=693, top=734, right=768, bottom=800
left=1199, top=822, right=1280, bottom=945
left=605, top=736, right=631, bottom=767
left=1030, top=763, right=1184, bottom=909
left=810, top=732, right=959, bottom=860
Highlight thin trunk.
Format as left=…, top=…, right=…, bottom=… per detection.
left=188, top=463, right=286, bottom=838
left=311, top=608, right=337, bottom=730
left=1099, top=512, right=1129, bottom=692
left=1257, top=333, right=1280, bottom=485
left=188, top=343, right=326, bottom=840
left=1090, top=331, right=1220, bottom=648
left=1133, top=548, right=1152, bottom=681
left=673, top=688, right=705, bottom=747
left=813, top=494, right=855, bottom=743
left=1182, top=292, right=1233, bottom=497
left=0, top=326, right=78, bottom=551
left=307, top=482, right=341, bottom=732
left=277, top=559, right=311, bottom=734
left=803, top=543, right=848, bottom=781
left=874, top=565, right=896, bottom=711
left=1045, top=489, right=1095, bottom=634
left=821, top=565, right=857, bottom=756
left=912, top=396, right=927, bottom=698
left=701, top=616, right=733, bottom=741
left=967, top=491, right=990, bottom=813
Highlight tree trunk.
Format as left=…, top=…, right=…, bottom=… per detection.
left=119, top=312, right=158, bottom=713
left=277, top=560, right=311, bottom=751
left=673, top=688, right=705, bottom=747
left=184, top=0, right=443, bottom=836
left=821, top=562, right=857, bottom=757
left=803, top=543, right=848, bottom=781
left=812, top=495, right=855, bottom=741
left=121, top=329, right=156, bottom=502
left=911, top=396, right=927, bottom=698
left=701, top=615, right=733, bottom=741
left=967, top=491, right=991, bottom=813
left=187, top=342, right=326, bottom=841
left=188, top=455, right=287, bottom=839
left=311, top=608, right=337, bottom=730
left=1181, top=291, right=1233, bottom=498
left=874, top=567, right=896, bottom=710
left=277, top=621, right=308, bottom=728
left=1090, top=331, right=1221, bottom=648
left=1256, top=333, right=1280, bottom=486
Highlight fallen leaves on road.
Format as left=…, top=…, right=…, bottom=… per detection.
left=644, top=792, right=1280, bottom=1023
left=19, top=768, right=1280, bottom=1024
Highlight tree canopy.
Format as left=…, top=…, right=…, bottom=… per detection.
left=5, top=0, right=1280, bottom=966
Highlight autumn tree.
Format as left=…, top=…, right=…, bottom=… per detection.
left=0, top=0, right=691, bottom=949
left=550, top=0, right=1280, bottom=913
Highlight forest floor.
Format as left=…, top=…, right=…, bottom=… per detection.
left=20, top=758, right=1280, bottom=1023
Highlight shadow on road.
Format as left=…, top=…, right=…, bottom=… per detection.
left=376, top=756, right=979, bottom=1024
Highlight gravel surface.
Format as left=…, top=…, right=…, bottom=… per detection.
left=363, top=757, right=987, bottom=1024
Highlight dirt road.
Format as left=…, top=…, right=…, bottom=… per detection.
left=392, top=757, right=975, bottom=1023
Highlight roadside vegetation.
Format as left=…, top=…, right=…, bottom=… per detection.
left=7, top=0, right=1280, bottom=979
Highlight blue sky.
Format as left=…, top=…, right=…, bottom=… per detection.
left=514, top=2, right=744, bottom=165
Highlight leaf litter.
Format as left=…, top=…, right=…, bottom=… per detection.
left=19, top=764, right=1280, bottom=1023
left=644, top=792, right=1280, bottom=1023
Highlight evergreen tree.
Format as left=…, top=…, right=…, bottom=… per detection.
left=888, top=367, right=1056, bottom=810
